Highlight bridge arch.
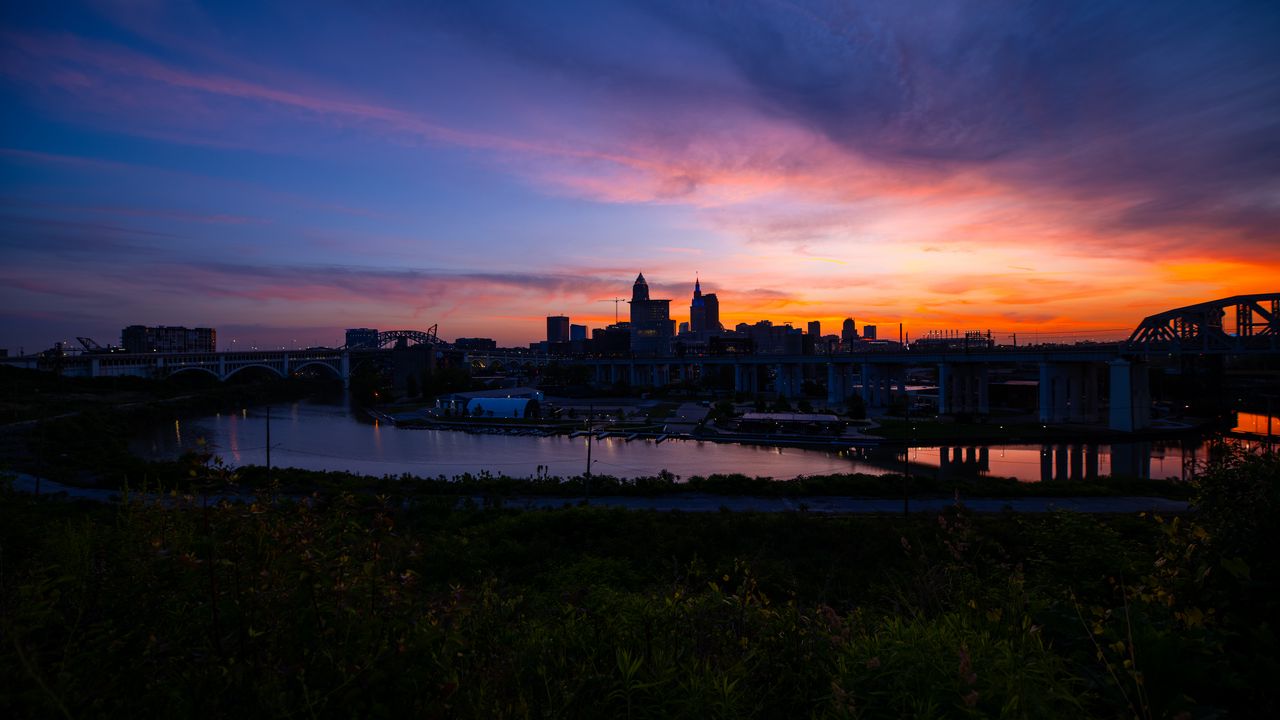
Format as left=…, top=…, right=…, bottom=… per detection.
left=377, top=328, right=440, bottom=348
left=1128, top=293, right=1279, bottom=351
left=166, top=366, right=221, bottom=381
left=224, top=363, right=286, bottom=381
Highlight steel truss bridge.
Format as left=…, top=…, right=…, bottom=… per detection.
left=1127, top=294, right=1279, bottom=352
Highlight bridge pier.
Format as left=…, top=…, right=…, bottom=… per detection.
left=826, top=363, right=847, bottom=405
left=1037, top=443, right=1101, bottom=481
left=1039, top=362, right=1097, bottom=424
left=1108, top=359, right=1151, bottom=431
left=938, top=363, right=990, bottom=416
left=1111, top=440, right=1151, bottom=479
left=773, top=363, right=802, bottom=398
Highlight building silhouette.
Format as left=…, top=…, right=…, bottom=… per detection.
left=123, top=325, right=216, bottom=353
left=808, top=320, right=821, bottom=337
left=688, top=276, right=722, bottom=339
left=345, top=328, right=379, bottom=349
left=547, top=315, right=570, bottom=344
left=454, top=337, right=496, bottom=351
left=629, top=273, right=674, bottom=355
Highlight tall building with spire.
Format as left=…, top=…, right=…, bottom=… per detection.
left=629, top=272, right=674, bottom=355
left=689, top=276, right=706, bottom=333
left=688, top=276, right=721, bottom=339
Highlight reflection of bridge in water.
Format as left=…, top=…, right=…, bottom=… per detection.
left=929, top=439, right=1235, bottom=483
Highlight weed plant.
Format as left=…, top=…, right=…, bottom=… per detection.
left=1, top=450, right=1275, bottom=717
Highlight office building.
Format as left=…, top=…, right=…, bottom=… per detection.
left=592, top=324, right=631, bottom=356
left=629, top=273, right=675, bottom=355
left=570, top=324, right=587, bottom=342
left=739, top=320, right=805, bottom=355
left=863, top=325, right=877, bottom=340
left=122, top=325, right=217, bottom=354
left=547, top=315, right=570, bottom=344
left=807, top=321, right=821, bottom=337
left=840, top=318, right=857, bottom=346
left=345, top=328, right=380, bottom=349
left=703, top=292, right=720, bottom=334
left=688, top=276, right=722, bottom=338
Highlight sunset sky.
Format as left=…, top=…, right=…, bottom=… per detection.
left=2, top=0, right=1278, bottom=351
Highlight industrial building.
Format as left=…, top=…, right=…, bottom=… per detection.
left=344, top=328, right=380, bottom=349
left=121, top=325, right=216, bottom=354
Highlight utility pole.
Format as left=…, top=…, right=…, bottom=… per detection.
left=584, top=403, right=594, bottom=503
left=902, top=392, right=911, bottom=519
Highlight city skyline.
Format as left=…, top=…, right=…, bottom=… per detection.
left=3, top=1, right=1279, bottom=352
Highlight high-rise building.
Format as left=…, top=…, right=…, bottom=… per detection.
left=629, top=273, right=675, bottom=355
left=689, top=277, right=706, bottom=333
left=863, top=325, right=877, bottom=340
left=703, top=293, right=720, bottom=334
left=592, top=324, right=631, bottom=356
left=547, top=315, right=570, bottom=343
left=841, top=318, right=857, bottom=347
left=688, top=276, right=722, bottom=338
left=807, top=320, right=821, bottom=337
left=122, top=325, right=217, bottom=353
left=739, top=320, right=805, bottom=355
left=345, top=328, right=379, bottom=349
left=570, top=324, right=587, bottom=342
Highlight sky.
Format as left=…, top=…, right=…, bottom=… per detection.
left=2, top=0, right=1278, bottom=352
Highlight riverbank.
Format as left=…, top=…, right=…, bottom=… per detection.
left=7, top=472, right=1192, bottom=512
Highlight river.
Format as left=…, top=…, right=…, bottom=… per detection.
left=132, top=400, right=1277, bottom=483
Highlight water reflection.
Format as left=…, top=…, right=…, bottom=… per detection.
left=133, top=399, right=1252, bottom=484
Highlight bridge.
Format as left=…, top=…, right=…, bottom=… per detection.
left=3, top=294, right=1276, bottom=432
left=0, top=328, right=448, bottom=387
left=1127, top=294, right=1278, bottom=352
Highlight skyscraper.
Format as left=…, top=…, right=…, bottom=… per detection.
left=629, top=272, right=674, bottom=355
left=703, top=292, right=720, bottom=334
left=808, top=320, right=821, bottom=337
left=547, top=316, right=570, bottom=343
left=689, top=277, right=706, bottom=334
left=841, top=318, right=857, bottom=347
left=689, top=276, right=721, bottom=338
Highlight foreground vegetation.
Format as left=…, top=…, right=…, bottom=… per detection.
left=2, top=450, right=1277, bottom=718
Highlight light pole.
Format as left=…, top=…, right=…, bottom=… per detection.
left=902, top=389, right=911, bottom=519
left=584, top=403, right=595, bottom=504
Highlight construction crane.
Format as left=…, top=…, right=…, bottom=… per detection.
left=602, top=297, right=627, bottom=324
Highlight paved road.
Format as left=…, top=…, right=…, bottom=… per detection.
left=12, top=474, right=1188, bottom=514
left=499, top=493, right=1189, bottom=514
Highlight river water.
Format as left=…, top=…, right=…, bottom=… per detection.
left=132, top=400, right=1277, bottom=483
